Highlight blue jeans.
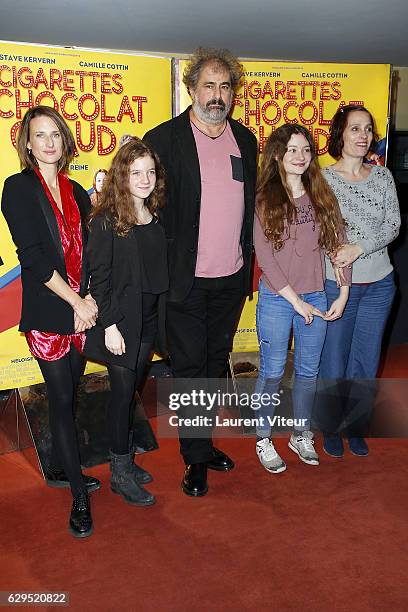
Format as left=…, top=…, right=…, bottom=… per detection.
left=318, top=272, right=396, bottom=436
left=255, top=279, right=327, bottom=437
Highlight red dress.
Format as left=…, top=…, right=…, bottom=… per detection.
left=25, top=169, right=86, bottom=361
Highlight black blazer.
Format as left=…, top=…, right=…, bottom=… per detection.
left=143, top=107, right=258, bottom=303
left=1, top=169, right=91, bottom=334
left=83, top=214, right=168, bottom=370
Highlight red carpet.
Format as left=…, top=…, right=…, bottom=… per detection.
left=1, top=348, right=408, bottom=611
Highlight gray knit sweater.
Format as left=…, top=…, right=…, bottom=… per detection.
left=323, top=165, right=401, bottom=283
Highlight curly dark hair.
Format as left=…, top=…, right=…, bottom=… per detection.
left=328, top=104, right=378, bottom=159
left=183, top=47, right=243, bottom=93
left=257, top=123, right=344, bottom=255
left=89, top=138, right=165, bottom=236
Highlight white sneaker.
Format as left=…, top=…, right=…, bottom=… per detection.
left=288, top=431, right=319, bottom=465
left=256, top=438, right=286, bottom=473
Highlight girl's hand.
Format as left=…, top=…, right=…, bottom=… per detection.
left=293, top=297, right=325, bottom=325
left=324, top=296, right=348, bottom=321
left=279, top=285, right=324, bottom=325
left=105, top=324, right=126, bottom=355
left=331, top=244, right=363, bottom=267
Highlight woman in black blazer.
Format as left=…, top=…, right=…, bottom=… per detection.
left=1, top=106, right=99, bottom=539
left=84, top=137, right=168, bottom=507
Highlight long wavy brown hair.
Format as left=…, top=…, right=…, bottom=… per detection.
left=257, top=124, right=344, bottom=253
left=89, top=138, right=165, bottom=236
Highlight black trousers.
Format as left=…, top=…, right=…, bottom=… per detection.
left=166, top=269, right=244, bottom=464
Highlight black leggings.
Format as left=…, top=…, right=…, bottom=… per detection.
left=107, top=341, right=153, bottom=455
left=37, top=345, right=85, bottom=497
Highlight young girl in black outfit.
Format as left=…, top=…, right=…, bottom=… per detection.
left=84, top=137, right=168, bottom=506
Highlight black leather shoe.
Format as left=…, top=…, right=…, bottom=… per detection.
left=69, top=491, right=93, bottom=538
left=182, top=463, right=208, bottom=497
left=207, top=447, right=235, bottom=472
left=46, top=469, right=101, bottom=493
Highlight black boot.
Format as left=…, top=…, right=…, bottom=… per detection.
left=132, top=462, right=153, bottom=484
left=182, top=463, right=208, bottom=497
left=128, top=434, right=154, bottom=483
left=110, top=451, right=155, bottom=506
left=46, top=468, right=101, bottom=493
left=69, top=491, right=93, bottom=538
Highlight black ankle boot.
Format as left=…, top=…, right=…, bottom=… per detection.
left=46, top=469, right=101, bottom=493
left=109, top=451, right=155, bottom=506
left=69, top=491, right=93, bottom=538
left=132, top=462, right=153, bottom=484
left=182, top=463, right=208, bottom=497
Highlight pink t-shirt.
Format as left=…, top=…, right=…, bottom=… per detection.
left=192, top=121, right=245, bottom=277
left=254, top=193, right=351, bottom=294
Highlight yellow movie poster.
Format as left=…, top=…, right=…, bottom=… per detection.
left=0, top=40, right=171, bottom=389
left=175, top=59, right=391, bottom=352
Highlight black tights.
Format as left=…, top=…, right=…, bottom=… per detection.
left=107, top=341, right=153, bottom=455
left=37, top=345, right=85, bottom=497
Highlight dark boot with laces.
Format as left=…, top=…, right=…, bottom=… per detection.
left=109, top=451, right=155, bottom=506
left=69, top=491, right=93, bottom=538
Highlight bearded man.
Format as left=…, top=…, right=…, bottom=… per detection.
left=144, top=47, right=257, bottom=496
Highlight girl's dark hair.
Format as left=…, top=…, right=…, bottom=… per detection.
left=16, top=105, right=75, bottom=172
left=89, top=137, right=165, bottom=236
left=257, top=123, right=344, bottom=254
left=328, top=104, right=378, bottom=159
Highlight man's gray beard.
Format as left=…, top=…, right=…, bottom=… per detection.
left=192, top=100, right=232, bottom=126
